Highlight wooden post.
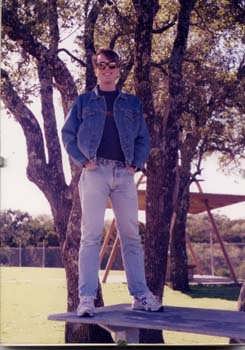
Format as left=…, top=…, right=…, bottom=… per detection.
left=99, top=218, right=116, bottom=263
left=100, top=173, right=145, bottom=282
left=19, top=241, right=22, bottom=267
left=186, top=234, right=205, bottom=275
left=210, top=230, right=214, bottom=276
left=99, top=324, right=139, bottom=343
left=102, top=236, right=120, bottom=283
left=42, top=240, right=45, bottom=268
left=195, top=181, right=238, bottom=284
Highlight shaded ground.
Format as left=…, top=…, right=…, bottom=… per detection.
left=186, top=284, right=241, bottom=301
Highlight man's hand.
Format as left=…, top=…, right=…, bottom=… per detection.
left=84, top=160, right=97, bottom=170
left=126, top=165, right=136, bottom=175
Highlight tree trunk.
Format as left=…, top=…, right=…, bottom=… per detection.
left=169, top=120, right=201, bottom=291
left=163, top=0, right=197, bottom=295
left=133, top=0, right=164, bottom=343
left=133, top=0, right=196, bottom=343
left=230, top=282, right=245, bottom=343
left=238, top=283, right=245, bottom=312
left=170, top=168, right=190, bottom=291
left=143, top=153, right=168, bottom=344
left=84, top=0, right=107, bottom=90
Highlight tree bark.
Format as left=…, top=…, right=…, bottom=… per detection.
left=238, top=283, right=245, bottom=312
left=133, top=0, right=164, bottom=343
left=163, top=0, right=197, bottom=294
left=84, top=0, right=107, bottom=90
left=230, top=282, right=245, bottom=343
left=133, top=0, right=196, bottom=342
left=169, top=131, right=200, bottom=291
left=169, top=167, right=190, bottom=291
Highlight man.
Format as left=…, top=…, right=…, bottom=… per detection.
left=62, top=48, right=163, bottom=316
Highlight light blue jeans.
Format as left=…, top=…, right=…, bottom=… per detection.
left=78, top=158, right=149, bottom=298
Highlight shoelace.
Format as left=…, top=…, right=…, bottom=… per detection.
left=138, top=294, right=155, bottom=303
left=80, top=296, right=94, bottom=304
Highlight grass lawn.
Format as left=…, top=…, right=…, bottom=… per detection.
left=0, top=267, right=241, bottom=345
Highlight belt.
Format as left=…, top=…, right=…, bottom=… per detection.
left=96, top=157, right=126, bottom=168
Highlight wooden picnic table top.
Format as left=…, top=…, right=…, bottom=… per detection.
left=48, top=303, right=245, bottom=339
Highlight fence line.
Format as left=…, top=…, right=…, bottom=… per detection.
left=0, top=245, right=122, bottom=269
left=0, top=243, right=244, bottom=279
left=0, top=246, right=63, bottom=268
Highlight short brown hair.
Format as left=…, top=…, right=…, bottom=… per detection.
left=92, top=48, right=120, bottom=69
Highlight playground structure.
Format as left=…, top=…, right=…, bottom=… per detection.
left=99, top=174, right=245, bottom=284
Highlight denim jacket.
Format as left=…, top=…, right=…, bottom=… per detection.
left=61, top=86, right=150, bottom=169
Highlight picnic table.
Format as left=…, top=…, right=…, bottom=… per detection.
left=48, top=303, right=245, bottom=343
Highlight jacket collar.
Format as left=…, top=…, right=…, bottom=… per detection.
left=91, top=85, right=127, bottom=100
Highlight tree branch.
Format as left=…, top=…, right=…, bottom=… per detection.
left=151, top=58, right=169, bottom=75
left=237, top=53, right=245, bottom=80
left=168, top=0, right=197, bottom=95
left=2, top=4, right=77, bottom=114
left=2, top=6, right=45, bottom=59
left=152, top=14, right=177, bottom=33
left=133, top=0, right=158, bottom=118
left=109, top=31, right=126, bottom=49
left=1, top=69, right=47, bottom=187
left=57, top=48, right=86, bottom=66
left=108, top=1, right=136, bottom=50
left=84, top=0, right=107, bottom=89
left=37, top=59, right=64, bottom=173
left=117, top=54, right=134, bottom=89
left=192, top=7, right=216, bottom=35
left=112, top=0, right=134, bottom=28
left=48, top=0, right=60, bottom=54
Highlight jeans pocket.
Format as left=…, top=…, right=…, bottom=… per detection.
left=84, top=165, right=98, bottom=172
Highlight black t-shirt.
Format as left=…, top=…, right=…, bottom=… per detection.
left=96, top=87, right=125, bottom=162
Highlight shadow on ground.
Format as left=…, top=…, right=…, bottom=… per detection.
left=185, top=284, right=241, bottom=301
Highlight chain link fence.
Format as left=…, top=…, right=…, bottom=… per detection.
left=0, top=244, right=123, bottom=269
left=0, top=243, right=244, bottom=279
left=0, top=246, right=63, bottom=267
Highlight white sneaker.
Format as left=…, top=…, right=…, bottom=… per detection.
left=77, top=296, right=95, bottom=317
left=132, top=291, right=163, bottom=312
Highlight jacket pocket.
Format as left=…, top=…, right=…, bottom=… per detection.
left=124, top=109, right=135, bottom=121
left=82, top=108, right=96, bottom=120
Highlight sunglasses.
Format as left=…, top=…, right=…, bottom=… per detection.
left=96, top=61, right=118, bottom=70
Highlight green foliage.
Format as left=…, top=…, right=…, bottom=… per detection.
left=189, top=242, right=244, bottom=279
left=0, top=209, right=58, bottom=248
left=2, top=0, right=244, bottom=170
left=187, top=213, right=245, bottom=243
left=0, top=248, right=10, bottom=265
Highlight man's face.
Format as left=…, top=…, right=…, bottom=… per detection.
left=94, top=54, right=120, bottom=87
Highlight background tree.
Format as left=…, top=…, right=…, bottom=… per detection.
left=0, top=210, right=59, bottom=248
left=132, top=0, right=197, bottom=342
left=168, top=0, right=245, bottom=291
